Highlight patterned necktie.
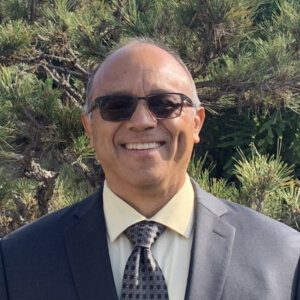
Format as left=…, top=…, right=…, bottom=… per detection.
left=120, top=221, right=169, bottom=300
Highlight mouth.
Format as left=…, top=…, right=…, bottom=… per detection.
left=123, top=142, right=164, bottom=150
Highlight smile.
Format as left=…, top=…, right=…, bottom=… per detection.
left=124, top=142, right=163, bottom=150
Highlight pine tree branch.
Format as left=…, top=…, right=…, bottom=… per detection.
left=0, top=209, right=23, bottom=222
left=24, top=158, right=57, bottom=182
left=40, top=53, right=74, bottom=62
left=36, top=34, right=50, bottom=42
left=21, top=65, right=38, bottom=73
left=23, top=154, right=58, bottom=216
left=21, top=52, right=89, bottom=79
left=196, top=80, right=216, bottom=88
left=13, top=196, right=26, bottom=218
left=188, top=12, right=199, bottom=29
left=22, top=107, right=44, bottom=129
left=4, top=151, right=58, bottom=216
left=35, top=179, right=57, bottom=216
left=196, top=75, right=300, bottom=105
left=61, top=150, right=103, bottom=188
left=284, top=214, right=300, bottom=228
left=138, top=0, right=153, bottom=12
left=64, top=91, right=83, bottom=108
left=198, top=93, right=221, bottom=102
left=44, top=63, right=87, bottom=80
left=41, top=53, right=88, bottom=76
left=29, top=0, right=37, bottom=23
left=0, top=209, right=24, bottom=237
left=65, top=48, right=89, bottom=76
left=6, top=152, right=24, bottom=161
left=39, top=61, right=84, bottom=104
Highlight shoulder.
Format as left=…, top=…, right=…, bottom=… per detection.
left=192, top=178, right=299, bottom=280
left=220, top=197, right=300, bottom=249
left=191, top=178, right=300, bottom=246
left=191, top=178, right=300, bottom=299
left=0, top=187, right=103, bottom=248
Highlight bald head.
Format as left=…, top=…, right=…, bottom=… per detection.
left=84, top=39, right=200, bottom=113
left=81, top=38, right=205, bottom=212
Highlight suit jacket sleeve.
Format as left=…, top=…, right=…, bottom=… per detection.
left=296, top=259, right=300, bottom=300
left=0, top=240, right=8, bottom=300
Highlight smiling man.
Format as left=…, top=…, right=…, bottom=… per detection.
left=81, top=41, right=204, bottom=218
left=0, top=39, right=299, bottom=300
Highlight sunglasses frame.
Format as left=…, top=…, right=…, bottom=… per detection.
left=87, top=92, right=194, bottom=121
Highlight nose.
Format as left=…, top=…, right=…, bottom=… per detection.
left=126, top=101, right=157, bottom=131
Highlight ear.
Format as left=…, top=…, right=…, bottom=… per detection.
left=81, top=113, right=95, bottom=148
left=193, top=107, right=205, bottom=144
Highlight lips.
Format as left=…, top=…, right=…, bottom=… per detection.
left=124, top=142, right=163, bottom=150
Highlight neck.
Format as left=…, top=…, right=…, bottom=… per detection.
left=106, top=176, right=186, bottom=218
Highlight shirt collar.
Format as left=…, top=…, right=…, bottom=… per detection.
left=103, top=174, right=194, bottom=242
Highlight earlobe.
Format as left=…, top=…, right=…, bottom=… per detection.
left=81, top=113, right=95, bottom=148
left=193, top=107, right=205, bottom=144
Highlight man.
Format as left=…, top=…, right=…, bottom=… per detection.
left=0, top=39, right=299, bottom=300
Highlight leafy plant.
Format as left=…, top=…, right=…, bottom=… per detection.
left=1, top=0, right=299, bottom=235
left=191, top=146, right=299, bottom=229
left=0, top=20, right=32, bottom=56
left=233, top=145, right=295, bottom=213
left=188, top=153, right=239, bottom=201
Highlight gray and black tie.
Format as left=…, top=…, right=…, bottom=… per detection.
left=120, top=221, right=169, bottom=299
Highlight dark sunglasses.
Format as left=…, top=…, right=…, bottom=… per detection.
left=87, top=93, right=194, bottom=122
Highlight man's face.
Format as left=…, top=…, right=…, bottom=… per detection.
left=82, top=44, right=205, bottom=195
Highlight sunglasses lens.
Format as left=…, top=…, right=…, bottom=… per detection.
left=96, top=93, right=185, bottom=121
left=148, top=94, right=182, bottom=118
left=99, top=96, right=136, bottom=121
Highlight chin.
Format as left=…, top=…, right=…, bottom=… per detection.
left=124, top=170, right=164, bottom=188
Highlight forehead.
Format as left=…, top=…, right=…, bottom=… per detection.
left=90, top=44, right=192, bottom=99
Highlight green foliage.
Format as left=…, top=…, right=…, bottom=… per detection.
left=70, top=134, right=94, bottom=159
left=188, top=153, right=239, bottom=201
left=233, top=146, right=299, bottom=228
left=196, top=108, right=300, bottom=179
left=54, top=104, right=84, bottom=144
left=12, top=177, right=39, bottom=205
left=234, top=146, right=294, bottom=207
left=0, top=94, right=15, bottom=152
left=190, top=146, right=299, bottom=229
left=54, top=163, right=93, bottom=207
left=36, top=0, right=117, bottom=61
left=116, top=0, right=176, bottom=39
left=0, top=20, right=32, bottom=56
left=0, top=66, right=85, bottom=154
left=0, top=0, right=28, bottom=22
left=0, top=169, right=12, bottom=207
left=0, top=0, right=299, bottom=234
left=0, top=168, right=39, bottom=212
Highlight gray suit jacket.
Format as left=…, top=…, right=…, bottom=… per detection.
left=0, top=179, right=299, bottom=299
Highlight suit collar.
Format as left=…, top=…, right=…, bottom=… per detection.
left=63, top=179, right=235, bottom=300
left=185, top=179, right=236, bottom=300
left=64, top=188, right=118, bottom=300
left=190, top=178, right=229, bottom=216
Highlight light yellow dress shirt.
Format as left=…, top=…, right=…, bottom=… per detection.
left=103, top=174, right=194, bottom=300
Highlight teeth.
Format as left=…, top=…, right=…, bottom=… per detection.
left=125, top=142, right=161, bottom=150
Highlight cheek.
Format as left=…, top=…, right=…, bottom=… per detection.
left=165, top=119, right=194, bottom=163
left=174, top=130, right=195, bottom=165
left=91, top=122, right=116, bottom=155
left=92, top=119, right=120, bottom=143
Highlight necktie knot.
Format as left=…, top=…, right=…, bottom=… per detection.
left=121, top=220, right=169, bottom=299
left=125, top=221, right=166, bottom=249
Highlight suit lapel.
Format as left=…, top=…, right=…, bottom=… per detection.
left=63, top=180, right=235, bottom=300
left=64, top=189, right=118, bottom=300
left=185, top=181, right=236, bottom=300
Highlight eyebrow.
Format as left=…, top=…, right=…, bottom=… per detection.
left=102, top=89, right=175, bottom=96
